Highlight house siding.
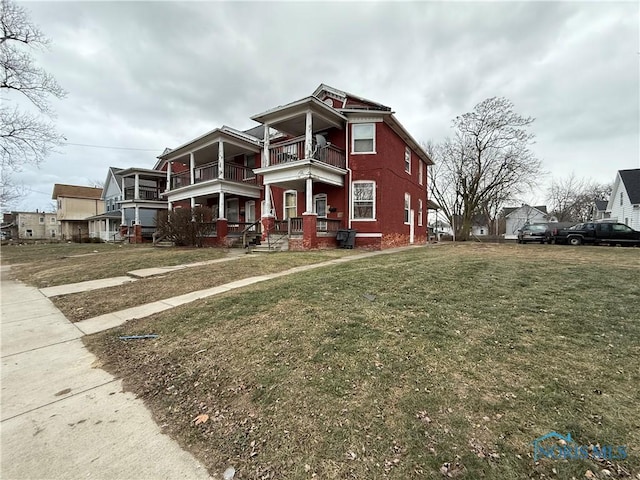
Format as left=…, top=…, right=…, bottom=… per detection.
left=609, top=179, right=640, bottom=230
left=350, top=121, right=427, bottom=246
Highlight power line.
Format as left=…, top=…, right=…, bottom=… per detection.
left=62, top=142, right=159, bottom=152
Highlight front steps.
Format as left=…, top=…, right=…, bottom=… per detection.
left=250, top=235, right=289, bottom=253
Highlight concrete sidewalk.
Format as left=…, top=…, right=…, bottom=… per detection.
left=76, top=246, right=423, bottom=335
left=0, top=267, right=211, bottom=480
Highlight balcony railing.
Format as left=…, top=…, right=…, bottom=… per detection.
left=269, top=137, right=346, bottom=169
left=124, top=186, right=162, bottom=201
left=170, top=162, right=258, bottom=190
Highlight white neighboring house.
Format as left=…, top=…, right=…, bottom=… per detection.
left=606, top=169, right=640, bottom=230
left=503, top=204, right=549, bottom=239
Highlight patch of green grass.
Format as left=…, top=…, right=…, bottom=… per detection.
left=85, top=244, right=640, bottom=479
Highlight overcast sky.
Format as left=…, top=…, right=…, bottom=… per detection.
left=7, top=0, right=640, bottom=212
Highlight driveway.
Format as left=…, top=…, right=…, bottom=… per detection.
left=0, top=267, right=211, bottom=479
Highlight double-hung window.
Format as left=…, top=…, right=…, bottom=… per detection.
left=352, top=124, right=375, bottom=153
left=405, top=147, right=411, bottom=174
left=284, top=191, right=297, bottom=220
left=418, top=199, right=423, bottom=226
left=352, top=181, right=375, bottom=220
left=418, top=161, right=423, bottom=185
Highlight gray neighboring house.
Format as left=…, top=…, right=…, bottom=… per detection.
left=591, top=199, right=610, bottom=221
left=88, top=167, right=124, bottom=241
left=503, top=204, right=550, bottom=239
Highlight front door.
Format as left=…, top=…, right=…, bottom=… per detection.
left=409, top=208, right=415, bottom=244
left=226, top=198, right=239, bottom=223
left=245, top=201, right=256, bottom=230
left=314, top=194, right=327, bottom=231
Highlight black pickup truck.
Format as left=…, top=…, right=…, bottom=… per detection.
left=547, top=222, right=640, bottom=246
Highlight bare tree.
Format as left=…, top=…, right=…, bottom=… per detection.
left=1, top=0, right=66, bottom=204
left=429, top=97, right=543, bottom=240
left=547, top=173, right=611, bottom=222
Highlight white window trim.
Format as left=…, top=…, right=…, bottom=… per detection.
left=418, top=161, right=423, bottom=185
left=283, top=190, right=297, bottom=220
left=351, top=123, right=376, bottom=155
left=405, top=147, right=411, bottom=174
left=351, top=180, right=376, bottom=221
left=418, top=199, right=423, bottom=226
left=404, top=192, right=411, bottom=225
left=313, top=193, right=327, bottom=217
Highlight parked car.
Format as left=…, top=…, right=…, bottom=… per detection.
left=517, top=224, right=548, bottom=244
left=547, top=222, right=640, bottom=246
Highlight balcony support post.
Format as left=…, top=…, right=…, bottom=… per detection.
left=218, top=140, right=225, bottom=180
left=190, top=152, right=195, bottom=184
left=166, top=161, right=171, bottom=191
left=134, top=173, right=140, bottom=200
left=305, top=111, right=313, bottom=160
left=263, top=123, right=270, bottom=168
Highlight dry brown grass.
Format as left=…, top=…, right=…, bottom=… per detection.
left=85, top=243, right=640, bottom=479
left=53, top=250, right=358, bottom=322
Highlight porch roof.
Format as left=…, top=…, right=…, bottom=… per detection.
left=156, top=126, right=262, bottom=165
left=118, top=167, right=166, bottom=179
left=251, top=96, right=347, bottom=137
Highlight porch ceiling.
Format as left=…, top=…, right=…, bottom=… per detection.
left=252, top=97, right=346, bottom=137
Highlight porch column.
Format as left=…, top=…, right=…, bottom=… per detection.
left=134, top=206, right=140, bottom=225
left=121, top=177, right=126, bottom=200
left=166, top=162, right=172, bottom=191
left=190, top=152, right=195, bottom=184
left=305, top=177, right=313, bottom=213
left=190, top=197, right=196, bottom=209
left=218, top=140, right=225, bottom=180
left=168, top=201, right=173, bottom=210
left=304, top=110, right=313, bottom=159
left=218, top=192, right=225, bottom=219
left=121, top=208, right=125, bottom=226
left=263, top=184, right=271, bottom=217
left=263, top=122, right=270, bottom=167
left=134, top=173, right=140, bottom=200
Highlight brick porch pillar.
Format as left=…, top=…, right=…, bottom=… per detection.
left=302, top=212, right=318, bottom=249
left=133, top=225, right=142, bottom=244
left=261, top=215, right=275, bottom=241
left=216, top=218, right=228, bottom=246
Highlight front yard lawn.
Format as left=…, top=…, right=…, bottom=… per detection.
left=86, top=244, right=640, bottom=479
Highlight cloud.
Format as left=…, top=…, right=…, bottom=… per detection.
left=5, top=0, right=638, bottom=211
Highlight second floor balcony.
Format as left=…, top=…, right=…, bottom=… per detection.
left=269, top=136, right=345, bottom=169
left=124, top=185, right=162, bottom=201
left=170, top=162, right=258, bottom=190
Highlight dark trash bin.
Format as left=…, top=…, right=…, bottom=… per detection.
left=337, top=229, right=356, bottom=249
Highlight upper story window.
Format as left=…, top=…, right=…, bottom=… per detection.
left=57, top=199, right=62, bottom=209
left=39, top=217, right=44, bottom=224
left=352, top=181, right=376, bottom=220
left=352, top=124, right=375, bottom=153
left=620, top=192, right=623, bottom=206
left=50, top=217, right=56, bottom=224
left=405, top=147, right=411, bottom=173
left=418, top=161, right=423, bottom=185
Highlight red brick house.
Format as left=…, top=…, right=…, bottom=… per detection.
left=154, top=84, right=433, bottom=250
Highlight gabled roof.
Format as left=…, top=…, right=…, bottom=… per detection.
left=52, top=184, right=103, bottom=200
left=594, top=199, right=608, bottom=211
left=313, top=84, right=391, bottom=112
left=504, top=204, right=548, bottom=218
left=102, top=167, right=124, bottom=200
left=619, top=168, right=640, bottom=204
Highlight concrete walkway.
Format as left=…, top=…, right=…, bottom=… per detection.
left=0, top=267, right=211, bottom=480
left=75, top=246, right=424, bottom=335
